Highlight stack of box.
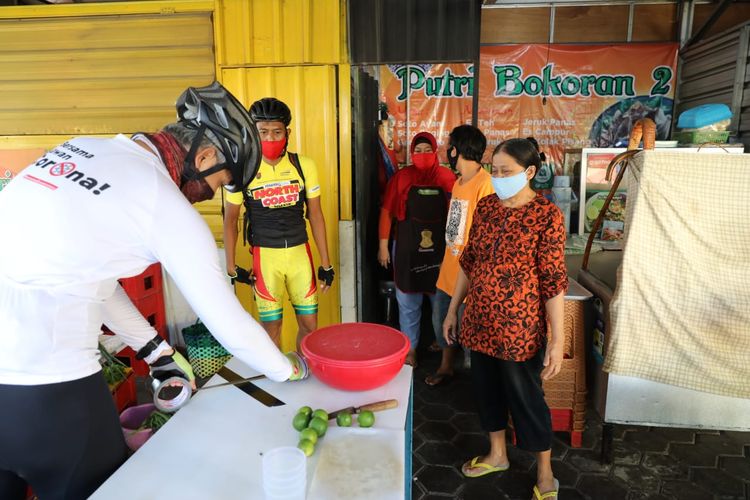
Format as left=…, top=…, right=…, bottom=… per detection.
left=542, top=299, right=587, bottom=447
left=112, top=263, right=167, bottom=377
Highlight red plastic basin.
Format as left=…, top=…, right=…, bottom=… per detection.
left=301, top=322, right=409, bottom=391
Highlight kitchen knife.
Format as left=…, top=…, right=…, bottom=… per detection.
left=328, top=399, right=399, bottom=420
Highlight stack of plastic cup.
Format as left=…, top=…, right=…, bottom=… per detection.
left=262, top=446, right=307, bottom=500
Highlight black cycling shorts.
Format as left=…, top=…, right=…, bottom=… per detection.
left=0, top=371, right=128, bottom=499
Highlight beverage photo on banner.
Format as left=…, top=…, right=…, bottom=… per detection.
left=478, top=43, right=679, bottom=167
left=379, top=63, right=473, bottom=166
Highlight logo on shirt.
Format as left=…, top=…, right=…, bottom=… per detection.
left=251, top=180, right=301, bottom=208
left=30, top=148, right=111, bottom=196
left=446, top=198, right=469, bottom=247
left=419, top=230, right=434, bottom=250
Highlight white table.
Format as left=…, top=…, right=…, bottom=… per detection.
left=92, top=358, right=413, bottom=499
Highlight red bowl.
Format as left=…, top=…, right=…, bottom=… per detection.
left=301, top=322, right=409, bottom=391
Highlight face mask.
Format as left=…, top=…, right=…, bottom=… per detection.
left=261, top=139, right=287, bottom=160
left=491, top=169, right=529, bottom=200
left=181, top=178, right=215, bottom=204
left=412, top=152, right=436, bottom=170
left=447, top=146, right=458, bottom=170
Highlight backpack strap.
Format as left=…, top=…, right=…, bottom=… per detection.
left=287, top=152, right=308, bottom=218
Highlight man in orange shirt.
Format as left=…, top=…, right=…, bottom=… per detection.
left=425, top=125, right=494, bottom=386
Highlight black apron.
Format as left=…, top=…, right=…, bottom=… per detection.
left=394, top=186, right=447, bottom=293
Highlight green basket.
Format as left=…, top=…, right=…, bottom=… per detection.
left=673, top=130, right=730, bottom=145
left=182, top=320, right=231, bottom=378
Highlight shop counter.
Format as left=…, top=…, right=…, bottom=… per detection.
left=92, top=358, right=413, bottom=499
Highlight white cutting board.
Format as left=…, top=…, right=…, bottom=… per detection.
left=308, top=427, right=404, bottom=500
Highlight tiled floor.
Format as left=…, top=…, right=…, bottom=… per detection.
left=410, top=349, right=750, bottom=500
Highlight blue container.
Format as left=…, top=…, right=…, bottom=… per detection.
left=677, top=104, right=732, bottom=129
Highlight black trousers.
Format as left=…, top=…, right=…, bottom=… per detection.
left=470, top=349, right=552, bottom=452
left=0, top=371, right=128, bottom=500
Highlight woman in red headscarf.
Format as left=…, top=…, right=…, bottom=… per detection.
left=378, top=132, right=456, bottom=367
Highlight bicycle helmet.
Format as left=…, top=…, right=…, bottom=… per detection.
left=176, top=81, right=261, bottom=193
left=249, top=97, right=292, bottom=126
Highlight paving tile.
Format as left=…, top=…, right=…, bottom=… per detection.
left=453, top=433, right=491, bottom=459
left=492, top=468, right=537, bottom=499
left=422, top=494, right=457, bottom=499
left=558, top=487, right=587, bottom=500
left=418, top=421, right=460, bottom=443
left=695, top=433, right=747, bottom=457
left=565, top=448, right=612, bottom=473
left=550, top=434, right=570, bottom=460
left=419, top=402, right=455, bottom=422
left=451, top=412, right=484, bottom=435
left=614, top=425, right=643, bottom=440
left=577, top=473, right=629, bottom=500
left=626, top=492, right=672, bottom=500
left=668, top=442, right=719, bottom=468
left=719, top=455, right=750, bottom=482
left=721, top=431, right=750, bottom=447
left=413, top=407, right=427, bottom=428
left=661, top=479, right=714, bottom=500
left=623, top=429, right=671, bottom=454
left=507, top=446, right=537, bottom=472
left=690, top=467, right=746, bottom=498
left=413, top=429, right=425, bottom=451
left=650, top=427, right=696, bottom=444
left=414, top=465, right=465, bottom=496
left=642, top=453, right=689, bottom=479
left=612, top=465, right=661, bottom=494
left=416, top=441, right=464, bottom=469
left=460, top=482, right=510, bottom=500
left=548, top=458, right=579, bottom=488
left=613, top=440, right=644, bottom=465
left=580, top=420, right=604, bottom=449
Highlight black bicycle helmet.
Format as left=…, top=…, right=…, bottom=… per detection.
left=249, top=97, right=292, bottom=126
left=176, top=81, right=261, bottom=193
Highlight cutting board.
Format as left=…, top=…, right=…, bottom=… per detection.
left=308, top=427, right=404, bottom=500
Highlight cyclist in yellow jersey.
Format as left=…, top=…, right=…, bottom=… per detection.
left=223, top=98, right=333, bottom=348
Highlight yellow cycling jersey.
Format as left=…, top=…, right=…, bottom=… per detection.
left=225, top=153, right=321, bottom=248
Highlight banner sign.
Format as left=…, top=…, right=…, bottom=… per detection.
left=378, top=44, right=677, bottom=170
left=380, top=64, right=473, bottom=165
left=478, top=43, right=678, bottom=166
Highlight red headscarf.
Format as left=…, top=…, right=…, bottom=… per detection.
left=381, top=132, right=455, bottom=222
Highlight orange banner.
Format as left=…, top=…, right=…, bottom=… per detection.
left=380, top=64, right=473, bottom=165
left=478, top=43, right=678, bottom=166
left=378, top=45, right=678, bottom=170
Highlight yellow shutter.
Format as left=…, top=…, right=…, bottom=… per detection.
left=0, top=12, right=215, bottom=136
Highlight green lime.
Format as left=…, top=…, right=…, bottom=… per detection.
left=336, top=411, right=353, bottom=427
left=308, top=416, right=328, bottom=437
left=312, top=409, right=328, bottom=421
left=299, top=427, right=318, bottom=444
left=357, top=410, right=375, bottom=428
left=297, top=406, right=312, bottom=417
left=297, top=438, right=315, bottom=457
left=292, top=412, right=310, bottom=431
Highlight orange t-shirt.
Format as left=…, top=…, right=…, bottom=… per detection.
left=435, top=168, right=494, bottom=296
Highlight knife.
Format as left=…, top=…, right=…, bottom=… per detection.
left=328, top=399, right=399, bottom=420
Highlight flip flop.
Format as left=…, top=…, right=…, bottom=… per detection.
left=424, top=372, right=454, bottom=387
left=461, top=456, right=510, bottom=478
left=531, top=478, right=559, bottom=500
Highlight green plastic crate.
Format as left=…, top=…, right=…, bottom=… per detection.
left=673, top=130, right=730, bottom=145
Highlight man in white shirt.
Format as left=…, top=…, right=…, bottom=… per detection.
left=0, top=82, right=308, bottom=500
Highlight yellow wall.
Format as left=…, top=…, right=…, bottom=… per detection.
left=0, top=0, right=347, bottom=351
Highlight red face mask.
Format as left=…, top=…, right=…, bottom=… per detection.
left=412, top=152, right=436, bottom=170
left=181, top=178, right=215, bottom=204
left=261, top=139, right=287, bottom=160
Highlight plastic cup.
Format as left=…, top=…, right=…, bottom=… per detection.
left=262, top=447, right=306, bottom=500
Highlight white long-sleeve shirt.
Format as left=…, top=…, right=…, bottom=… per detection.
left=0, top=134, right=292, bottom=385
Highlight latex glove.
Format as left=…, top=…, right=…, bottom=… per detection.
left=285, top=352, right=309, bottom=382
left=229, top=266, right=255, bottom=286
left=150, top=351, right=196, bottom=389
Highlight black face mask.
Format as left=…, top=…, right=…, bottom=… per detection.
left=447, top=146, right=459, bottom=171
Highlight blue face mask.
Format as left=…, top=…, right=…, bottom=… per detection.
left=491, top=169, right=529, bottom=200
